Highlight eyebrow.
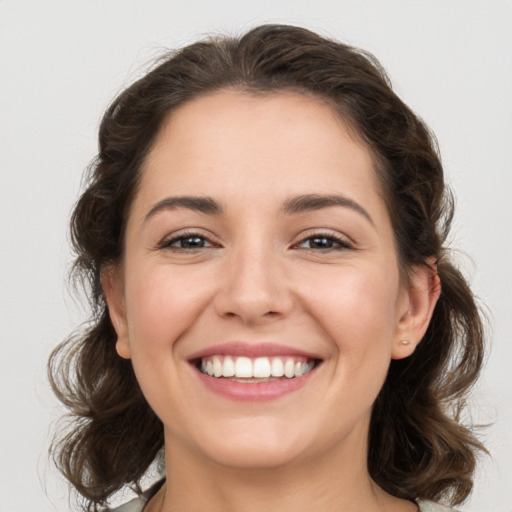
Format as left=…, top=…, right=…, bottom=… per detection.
left=144, top=196, right=223, bottom=222
left=143, top=193, right=374, bottom=226
left=282, top=194, right=375, bottom=226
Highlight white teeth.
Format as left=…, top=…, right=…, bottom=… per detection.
left=199, top=355, right=316, bottom=379
left=284, top=358, right=295, bottom=378
left=213, top=356, right=223, bottom=377
left=222, top=356, right=235, bottom=377
left=295, top=361, right=312, bottom=377
left=253, top=357, right=271, bottom=378
left=235, top=357, right=253, bottom=378
left=271, top=357, right=284, bottom=377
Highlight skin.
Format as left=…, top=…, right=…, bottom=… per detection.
left=103, top=90, right=440, bottom=512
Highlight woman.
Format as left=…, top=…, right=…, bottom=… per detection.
left=48, top=24, right=486, bottom=512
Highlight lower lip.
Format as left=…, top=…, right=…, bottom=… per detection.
left=193, top=366, right=317, bottom=402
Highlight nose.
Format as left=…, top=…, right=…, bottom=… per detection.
left=213, top=244, right=293, bottom=326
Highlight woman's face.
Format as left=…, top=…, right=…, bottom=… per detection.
left=105, top=90, right=430, bottom=470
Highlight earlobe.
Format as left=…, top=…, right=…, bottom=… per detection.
left=101, top=266, right=132, bottom=359
left=392, top=261, right=441, bottom=360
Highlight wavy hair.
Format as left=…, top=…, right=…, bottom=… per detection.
left=48, top=24, right=486, bottom=510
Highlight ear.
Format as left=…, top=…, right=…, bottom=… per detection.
left=392, top=259, right=441, bottom=360
left=101, top=266, right=132, bottom=359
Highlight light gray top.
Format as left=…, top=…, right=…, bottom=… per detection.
left=109, top=497, right=460, bottom=512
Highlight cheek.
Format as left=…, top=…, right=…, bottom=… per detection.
left=300, top=263, right=401, bottom=360
left=120, top=264, right=216, bottom=421
left=318, top=270, right=400, bottom=415
left=123, top=264, right=212, bottom=356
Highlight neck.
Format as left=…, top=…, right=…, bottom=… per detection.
left=152, top=431, right=415, bottom=512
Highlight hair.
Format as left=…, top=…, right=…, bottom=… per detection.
left=48, top=24, right=486, bottom=510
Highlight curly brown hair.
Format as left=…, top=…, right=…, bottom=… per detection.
left=48, top=24, right=486, bottom=511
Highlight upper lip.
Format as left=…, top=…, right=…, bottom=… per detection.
left=187, top=342, right=323, bottom=361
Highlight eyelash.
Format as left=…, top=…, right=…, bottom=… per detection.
left=294, top=232, right=354, bottom=251
left=159, top=230, right=354, bottom=252
left=159, top=230, right=217, bottom=251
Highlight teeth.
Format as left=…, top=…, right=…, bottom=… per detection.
left=213, top=356, right=223, bottom=377
left=253, top=357, right=271, bottom=378
left=199, top=355, right=316, bottom=379
left=284, top=358, right=295, bottom=378
left=235, top=357, right=253, bottom=378
left=271, top=357, right=284, bottom=377
left=222, top=356, right=235, bottom=377
left=295, top=361, right=312, bottom=377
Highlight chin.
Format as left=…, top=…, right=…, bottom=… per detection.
left=188, top=420, right=312, bottom=470
left=204, top=443, right=304, bottom=471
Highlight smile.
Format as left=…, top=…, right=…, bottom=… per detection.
left=188, top=342, right=322, bottom=400
left=199, top=355, right=316, bottom=380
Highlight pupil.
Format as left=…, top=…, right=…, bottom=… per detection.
left=183, top=236, right=204, bottom=248
left=312, top=237, right=332, bottom=248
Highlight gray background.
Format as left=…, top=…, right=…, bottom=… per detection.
left=1, top=0, right=511, bottom=510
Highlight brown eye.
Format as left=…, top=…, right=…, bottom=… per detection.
left=298, top=235, right=352, bottom=250
left=303, top=236, right=335, bottom=249
left=162, top=234, right=214, bottom=250
left=177, top=236, right=207, bottom=248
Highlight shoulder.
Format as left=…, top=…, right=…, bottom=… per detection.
left=107, top=496, right=462, bottom=512
left=106, top=479, right=164, bottom=512
left=106, top=496, right=147, bottom=512
left=417, top=500, right=463, bottom=512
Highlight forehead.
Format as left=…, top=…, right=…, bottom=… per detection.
left=140, top=90, right=381, bottom=201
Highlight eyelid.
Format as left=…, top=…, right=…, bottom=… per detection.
left=157, top=228, right=220, bottom=250
left=292, top=229, right=355, bottom=250
left=155, top=227, right=355, bottom=251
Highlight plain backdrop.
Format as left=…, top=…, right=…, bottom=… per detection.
left=1, top=1, right=511, bottom=511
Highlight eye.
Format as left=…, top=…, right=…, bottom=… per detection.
left=296, top=233, right=353, bottom=251
left=159, top=232, right=216, bottom=251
